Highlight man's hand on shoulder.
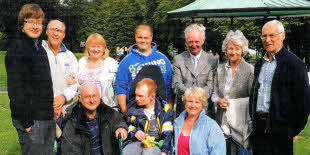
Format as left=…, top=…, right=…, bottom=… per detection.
left=53, top=95, right=66, bottom=111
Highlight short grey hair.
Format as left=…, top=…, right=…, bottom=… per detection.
left=78, top=81, right=102, bottom=98
left=47, top=19, right=66, bottom=31
left=222, top=30, right=249, bottom=56
left=184, top=23, right=206, bottom=40
left=262, top=20, right=285, bottom=33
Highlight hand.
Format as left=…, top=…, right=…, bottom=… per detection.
left=135, top=130, right=146, bottom=142
left=25, top=127, right=31, bottom=133
left=161, top=153, right=167, bottom=155
left=217, top=98, right=229, bottom=110
left=115, top=128, right=128, bottom=140
left=113, top=108, right=119, bottom=112
left=54, top=109, right=61, bottom=122
left=54, top=108, right=66, bottom=122
left=67, top=75, right=77, bottom=86
left=53, top=95, right=66, bottom=111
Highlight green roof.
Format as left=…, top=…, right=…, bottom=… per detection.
left=168, top=0, right=310, bottom=18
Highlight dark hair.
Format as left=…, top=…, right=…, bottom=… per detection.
left=18, top=4, right=45, bottom=30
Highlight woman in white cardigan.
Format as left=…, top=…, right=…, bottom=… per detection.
left=211, top=30, right=254, bottom=155
left=78, top=33, right=119, bottom=108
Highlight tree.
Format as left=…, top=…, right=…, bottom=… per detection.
left=78, top=0, right=143, bottom=56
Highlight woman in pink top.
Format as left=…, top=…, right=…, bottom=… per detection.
left=174, top=87, right=226, bottom=155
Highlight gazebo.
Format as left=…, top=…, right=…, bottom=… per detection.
left=167, top=0, right=310, bottom=59
left=169, top=0, right=310, bottom=20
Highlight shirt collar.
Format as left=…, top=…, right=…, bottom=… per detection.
left=59, top=44, right=67, bottom=53
left=190, top=50, right=203, bottom=61
left=263, top=53, right=276, bottom=62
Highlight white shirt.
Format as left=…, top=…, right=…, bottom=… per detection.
left=190, top=50, right=203, bottom=70
left=78, top=56, right=119, bottom=107
left=42, top=40, right=78, bottom=103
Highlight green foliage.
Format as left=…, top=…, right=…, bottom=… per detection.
left=74, top=53, right=85, bottom=61
left=78, top=0, right=142, bottom=57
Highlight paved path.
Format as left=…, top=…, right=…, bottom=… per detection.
left=0, top=88, right=7, bottom=93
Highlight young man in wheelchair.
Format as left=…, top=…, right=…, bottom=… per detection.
left=123, top=78, right=173, bottom=155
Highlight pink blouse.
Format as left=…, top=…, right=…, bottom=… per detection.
left=177, top=132, right=190, bottom=155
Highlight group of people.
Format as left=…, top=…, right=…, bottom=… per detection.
left=116, top=46, right=129, bottom=63
left=5, top=3, right=310, bottom=155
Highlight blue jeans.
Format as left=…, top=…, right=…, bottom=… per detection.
left=12, top=119, right=56, bottom=155
left=238, top=146, right=253, bottom=155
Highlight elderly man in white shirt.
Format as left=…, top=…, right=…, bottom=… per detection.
left=42, top=20, right=78, bottom=122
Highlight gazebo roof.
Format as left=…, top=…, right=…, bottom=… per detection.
left=168, top=0, right=310, bottom=18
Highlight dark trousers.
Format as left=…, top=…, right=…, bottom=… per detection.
left=252, top=114, right=293, bottom=155
left=12, top=119, right=56, bottom=155
left=226, top=138, right=238, bottom=155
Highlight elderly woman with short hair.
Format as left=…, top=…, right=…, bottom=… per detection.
left=211, top=30, right=254, bottom=155
left=174, top=87, right=226, bottom=155
left=78, top=33, right=119, bottom=108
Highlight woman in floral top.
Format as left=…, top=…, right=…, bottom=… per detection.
left=78, top=33, right=119, bottom=108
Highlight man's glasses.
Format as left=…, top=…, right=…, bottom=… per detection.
left=49, top=28, right=65, bottom=34
left=24, top=20, right=43, bottom=27
left=261, top=32, right=283, bottom=40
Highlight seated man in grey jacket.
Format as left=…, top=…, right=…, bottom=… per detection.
left=61, top=82, right=128, bottom=155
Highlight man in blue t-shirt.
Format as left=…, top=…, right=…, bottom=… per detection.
left=115, top=24, right=173, bottom=118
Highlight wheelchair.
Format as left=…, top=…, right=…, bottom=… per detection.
left=119, top=65, right=174, bottom=155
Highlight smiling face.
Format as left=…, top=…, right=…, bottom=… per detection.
left=23, top=18, right=43, bottom=40
left=262, top=23, right=285, bottom=57
left=184, top=94, right=204, bottom=117
left=87, top=44, right=105, bottom=60
left=135, top=26, right=153, bottom=54
left=79, top=83, right=101, bottom=112
left=46, top=20, right=65, bottom=48
left=227, top=42, right=243, bottom=64
left=186, top=30, right=205, bottom=56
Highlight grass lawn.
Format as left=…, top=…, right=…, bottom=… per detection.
left=0, top=93, right=21, bottom=154
left=294, top=117, right=310, bottom=154
left=0, top=52, right=7, bottom=89
left=0, top=93, right=309, bottom=154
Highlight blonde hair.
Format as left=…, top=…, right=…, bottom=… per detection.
left=84, top=33, right=110, bottom=59
left=182, top=87, right=207, bottom=107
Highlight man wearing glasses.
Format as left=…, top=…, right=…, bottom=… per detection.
left=250, top=20, right=310, bottom=154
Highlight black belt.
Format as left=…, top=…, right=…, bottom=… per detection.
left=255, top=112, right=269, bottom=120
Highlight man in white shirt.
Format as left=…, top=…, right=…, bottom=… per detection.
left=42, top=20, right=78, bottom=122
